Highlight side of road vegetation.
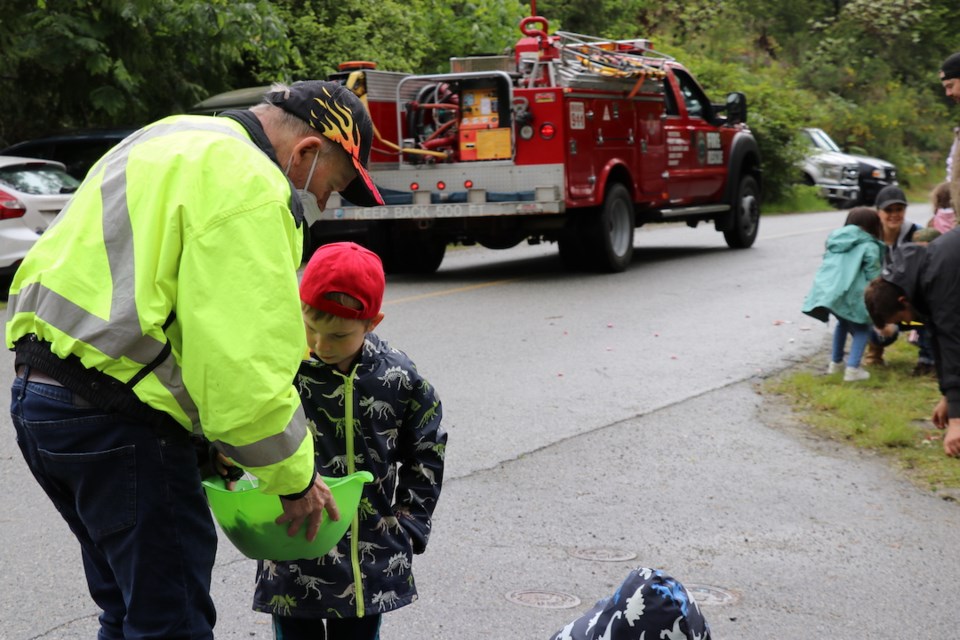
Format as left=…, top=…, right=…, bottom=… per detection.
left=763, top=339, right=960, bottom=500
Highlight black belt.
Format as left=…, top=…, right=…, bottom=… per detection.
left=14, top=335, right=186, bottom=433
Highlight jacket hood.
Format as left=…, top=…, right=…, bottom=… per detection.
left=882, top=243, right=926, bottom=301
left=826, top=224, right=880, bottom=254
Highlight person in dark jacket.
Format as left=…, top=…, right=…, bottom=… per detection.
left=864, top=228, right=960, bottom=457
left=252, top=242, right=446, bottom=640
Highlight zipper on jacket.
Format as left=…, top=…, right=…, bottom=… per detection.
left=338, top=365, right=365, bottom=618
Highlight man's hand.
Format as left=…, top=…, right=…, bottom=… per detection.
left=944, top=421, right=960, bottom=458
left=214, top=453, right=243, bottom=491
left=276, top=475, right=341, bottom=542
left=932, top=396, right=949, bottom=430
left=878, top=323, right=900, bottom=339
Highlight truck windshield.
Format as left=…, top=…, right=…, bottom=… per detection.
left=806, top=128, right=842, bottom=153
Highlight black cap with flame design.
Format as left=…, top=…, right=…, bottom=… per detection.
left=265, top=80, right=384, bottom=207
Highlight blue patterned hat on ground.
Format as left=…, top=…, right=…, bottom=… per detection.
left=550, top=567, right=711, bottom=640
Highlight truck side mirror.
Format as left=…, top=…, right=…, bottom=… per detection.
left=725, top=92, right=747, bottom=125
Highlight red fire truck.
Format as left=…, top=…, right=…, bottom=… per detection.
left=320, top=16, right=761, bottom=273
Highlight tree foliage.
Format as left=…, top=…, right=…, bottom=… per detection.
left=0, top=0, right=297, bottom=145
left=2, top=0, right=960, bottom=198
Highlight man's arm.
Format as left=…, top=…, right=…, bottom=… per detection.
left=178, top=198, right=315, bottom=496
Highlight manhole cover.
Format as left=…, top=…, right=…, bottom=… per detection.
left=566, top=547, right=638, bottom=562
left=685, top=584, right=738, bottom=606
left=504, top=590, right=582, bottom=609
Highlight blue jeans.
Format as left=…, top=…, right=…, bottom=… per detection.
left=832, top=316, right=870, bottom=367
left=916, top=326, right=935, bottom=365
left=11, top=371, right=217, bottom=639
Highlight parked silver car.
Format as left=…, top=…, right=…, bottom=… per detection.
left=0, top=156, right=79, bottom=293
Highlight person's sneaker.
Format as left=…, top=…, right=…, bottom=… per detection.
left=843, top=366, right=870, bottom=382
left=827, top=361, right=844, bottom=375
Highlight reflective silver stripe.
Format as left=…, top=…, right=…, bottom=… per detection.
left=12, top=282, right=164, bottom=363
left=213, top=403, right=309, bottom=468
left=12, top=117, right=267, bottom=429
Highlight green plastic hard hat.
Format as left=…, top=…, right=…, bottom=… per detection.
left=202, top=470, right=374, bottom=561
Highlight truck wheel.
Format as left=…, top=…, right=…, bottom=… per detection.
left=363, top=221, right=399, bottom=273
left=724, top=175, right=759, bottom=249
left=392, top=231, right=446, bottom=274
left=582, top=182, right=634, bottom=272
left=558, top=215, right=587, bottom=271
left=365, top=223, right=445, bottom=274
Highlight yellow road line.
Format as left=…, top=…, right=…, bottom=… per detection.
left=384, top=278, right=521, bottom=305
left=762, top=225, right=837, bottom=240
left=384, top=223, right=834, bottom=306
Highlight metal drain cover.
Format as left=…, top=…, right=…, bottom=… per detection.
left=685, top=584, right=738, bottom=605
left=504, top=590, right=582, bottom=609
left=566, top=547, right=638, bottom=562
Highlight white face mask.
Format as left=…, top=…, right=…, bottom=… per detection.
left=286, top=149, right=323, bottom=226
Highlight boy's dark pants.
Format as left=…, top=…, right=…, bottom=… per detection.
left=11, top=372, right=217, bottom=639
left=273, top=614, right=383, bottom=640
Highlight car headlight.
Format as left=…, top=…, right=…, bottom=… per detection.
left=822, top=165, right=842, bottom=181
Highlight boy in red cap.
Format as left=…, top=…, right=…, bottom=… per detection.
left=252, top=242, right=447, bottom=640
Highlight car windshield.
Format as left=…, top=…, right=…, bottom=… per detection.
left=805, top=129, right=842, bottom=153
left=0, top=163, right=80, bottom=195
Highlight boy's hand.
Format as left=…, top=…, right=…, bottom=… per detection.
left=276, top=476, right=341, bottom=542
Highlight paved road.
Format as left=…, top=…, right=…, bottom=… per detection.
left=4, top=207, right=957, bottom=639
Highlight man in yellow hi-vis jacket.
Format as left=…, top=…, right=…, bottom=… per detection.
left=7, top=80, right=384, bottom=639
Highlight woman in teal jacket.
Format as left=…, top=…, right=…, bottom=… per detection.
left=803, top=207, right=885, bottom=381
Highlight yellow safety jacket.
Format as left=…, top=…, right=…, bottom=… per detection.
left=6, top=114, right=315, bottom=496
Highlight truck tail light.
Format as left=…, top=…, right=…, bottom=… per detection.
left=0, top=189, right=26, bottom=220
left=540, top=123, right=556, bottom=140
left=436, top=181, right=446, bottom=191
left=410, top=182, right=420, bottom=191
left=464, top=180, right=474, bottom=189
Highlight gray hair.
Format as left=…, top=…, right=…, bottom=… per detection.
left=251, top=83, right=317, bottom=140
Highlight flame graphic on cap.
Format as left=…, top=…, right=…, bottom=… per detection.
left=309, top=89, right=361, bottom=163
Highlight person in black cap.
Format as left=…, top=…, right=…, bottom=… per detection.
left=941, top=52, right=960, bottom=103
left=262, top=80, right=384, bottom=209
left=863, top=185, right=923, bottom=366
left=6, top=79, right=382, bottom=639
left=942, top=53, right=960, bottom=221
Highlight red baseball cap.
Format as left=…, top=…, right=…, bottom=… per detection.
left=300, top=242, right=384, bottom=320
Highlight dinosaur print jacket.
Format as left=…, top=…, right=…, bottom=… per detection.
left=252, top=333, right=446, bottom=620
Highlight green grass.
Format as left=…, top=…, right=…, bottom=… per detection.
left=765, top=340, right=960, bottom=496
left=764, top=184, right=836, bottom=215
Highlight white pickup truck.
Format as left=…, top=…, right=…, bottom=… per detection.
left=801, top=127, right=897, bottom=208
